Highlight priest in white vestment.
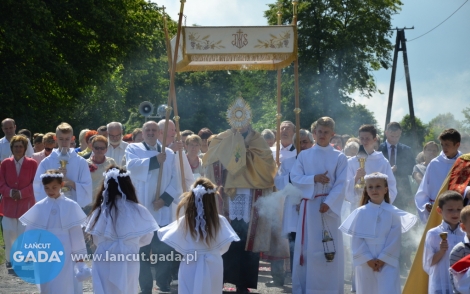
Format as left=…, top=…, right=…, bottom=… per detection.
left=290, top=117, right=348, bottom=294
left=33, top=123, right=92, bottom=208
left=125, top=121, right=181, bottom=294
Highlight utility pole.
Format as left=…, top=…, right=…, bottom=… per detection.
left=385, top=27, right=418, bottom=150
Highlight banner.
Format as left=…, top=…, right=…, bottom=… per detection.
left=170, top=26, right=297, bottom=72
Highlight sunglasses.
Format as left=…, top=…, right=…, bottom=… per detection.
left=93, top=147, right=106, bottom=151
left=44, top=148, right=53, bottom=152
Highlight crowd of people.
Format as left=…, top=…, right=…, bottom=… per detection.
left=0, top=111, right=470, bottom=294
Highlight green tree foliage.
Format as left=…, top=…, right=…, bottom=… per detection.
left=264, top=0, right=402, bottom=117
left=425, top=113, right=465, bottom=143
left=0, top=0, right=172, bottom=133
left=399, top=114, right=427, bottom=151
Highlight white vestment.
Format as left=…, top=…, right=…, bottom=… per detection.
left=424, top=221, right=465, bottom=294
left=345, top=151, right=397, bottom=209
left=20, top=194, right=87, bottom=294
left=415, top=151, right=461, bottom=223
left=125, top=142, right=181, bottom=226
left=340, top=201, right=417, bottom=294
left=290, top=144, right=348, bottom=294
left=158, top=140, right=195, bottom=192
left=157, top=215, right=240, bottom=294
left=0, top=136, right=34, bottom=161
left=34, top=148, right=92, bottom=208
left=271, top=144, right=296, bottom=164
left=105, top=141, right=128, bottom=167
left=85, top=197, right=159, bottom=294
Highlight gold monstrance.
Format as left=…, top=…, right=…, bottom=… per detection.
left=226, top=95, right=252, bottom=132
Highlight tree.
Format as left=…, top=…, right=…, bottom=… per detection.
left=462, top=107, right=470, bottom=133
left=399, top=115, right=427, bottom=151
left=425, top=113, right=465, bottom=142
left=264, top=0, right=402, bottom=117
left=0, top=0, right=171, bottom=134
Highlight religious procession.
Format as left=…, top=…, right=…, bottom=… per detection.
left=2, top=0, right=470, bottom=294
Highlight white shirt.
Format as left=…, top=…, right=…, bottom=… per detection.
left=14, top=156, right=24, bottom=176
left=0, top=137, right=34, bottom=161
left=385, top=140, right=398, bottom=163
left=105, top=140, right=128, bottom=167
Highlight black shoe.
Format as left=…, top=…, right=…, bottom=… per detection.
left=236, top=287, right=250, bottom=293
left=265, top=280, right=284, bottom=287
left=5, top=262, right=12, bottom=268
left=157, top=285, right=171, bottom=293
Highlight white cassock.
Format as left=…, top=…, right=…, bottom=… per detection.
left=290, top=144, right=348, bottom=294
left=157, top=215, right=240, bottom=294
left=423, top=221, right=465, bottom=294
left=345, top=151, right=397, bottom=210
left=85, top=197, right=159, bottom=294
left=158, top=140, right=195, bottom=192
left=0, top=136, right=34, bottom=161
left=125, top=142, right=181, bottom=226
left=415, top=151, right=461, bottom=223
left=34, top=148, right=92, bottom=208
left=20, top=194, right=87, bottom=294
left=340, top=201, right=417, bottom=294
left=271, top=144, right=296, bottom=164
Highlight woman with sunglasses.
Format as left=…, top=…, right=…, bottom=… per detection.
left=86, top=135, right=116, bottom=208
left=31, top=132, right=56, bottom=164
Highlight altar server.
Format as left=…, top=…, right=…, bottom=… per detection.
left=290, top=117, right=348, bottom=293
left=415, top=128, right=461, bottom=222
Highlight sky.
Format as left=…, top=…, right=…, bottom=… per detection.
left=157, top=0, right=470, bottom=127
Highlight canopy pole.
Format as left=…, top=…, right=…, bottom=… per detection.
left=292, top=1, right=301, bottom=154
left=155, top=0, right=186, bottom=210
left=275, top=5, right=283, bottom=165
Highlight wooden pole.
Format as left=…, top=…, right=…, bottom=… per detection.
left=292, top=1, right=301, bottom=154
left=275, top=6, right=282, bottom=165
left=154, top=1, right=186, bottom=209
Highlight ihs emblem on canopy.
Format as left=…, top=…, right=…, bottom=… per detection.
left=226, top=95, right=252, bottom=132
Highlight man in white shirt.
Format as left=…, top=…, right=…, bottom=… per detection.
left=105, top=122, right=128, bottom=167
left=271, top=121, right=296, bottom=163
left=0, top=118, right=33, bottom=162
left=125, top=121, right=181, bottom=293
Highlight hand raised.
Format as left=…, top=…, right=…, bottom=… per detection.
left=156, top=153, right=166, bottom=166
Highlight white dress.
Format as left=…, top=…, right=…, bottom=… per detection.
left=423, top=221, right=465, bottom=294
left=33, top=148, right=92, bottom=208
left=415, top=151, right=461, bottom=223
left=340, top=201, right=417, bottom=294
left=19, top=194, right=87, bottom=294
left=84, top=197, right=159, bottom=294
left=157, top=215, right=240, bottom=294
left=345, top=151, right=397, bottom=209
left=290, top=144, right=348, bottom=294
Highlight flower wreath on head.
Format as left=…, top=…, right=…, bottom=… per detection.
left=364, top=172, right=388, bottom=180
left=101, top=168, right=131, bottom=207
left=192, top=184, right=216, bottom=242
left=40, top=173, right=64, bottom=179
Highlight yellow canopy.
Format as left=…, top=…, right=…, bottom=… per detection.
left=171, top=26, right=298, bottom=72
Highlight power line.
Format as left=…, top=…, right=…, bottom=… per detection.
left=408, top=0, right=469, bottom=42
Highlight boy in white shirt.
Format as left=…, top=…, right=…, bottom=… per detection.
left=423, top=190, right=465, bottom=293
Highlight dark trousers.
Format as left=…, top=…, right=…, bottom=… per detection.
left=270, top=259, right=285, bottom=284
left=288, top=232, right=296, bottom=273
left=223, top=219, right=260, bottom=289
left=139, top=232, right=180, bottom=293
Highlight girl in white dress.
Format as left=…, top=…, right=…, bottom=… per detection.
left=20, top=169, right=89, bottom=294
left=157, top=178, right=240, bottom=294
left=85, top=167, right=159, bottom=294
left=340, top=172, right=417, bottom=294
